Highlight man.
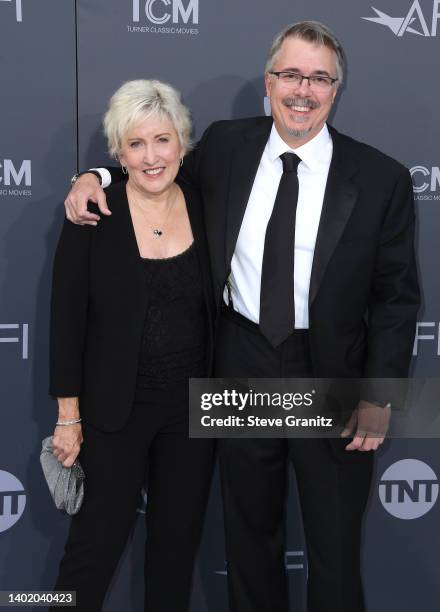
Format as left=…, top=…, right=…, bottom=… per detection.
left=65, top=21, right=419, bottom=612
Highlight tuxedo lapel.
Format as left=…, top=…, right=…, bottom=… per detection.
left=309, top=127, right=359, bottom=306
left=225, top=119, right=272, bottom=266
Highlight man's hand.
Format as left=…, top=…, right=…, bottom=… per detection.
left=52, top=423, right=83, bottom=468
left=65, top=172, right=111, bottom=225
left=341, top=400, right=391, bottom=451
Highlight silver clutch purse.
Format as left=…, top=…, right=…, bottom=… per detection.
left=40, top=436, right=85, bottom=515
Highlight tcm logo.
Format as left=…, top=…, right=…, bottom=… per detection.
left=0, top=324, right=29, bottom=359
left=363, top=1, right=440, bottom=36
left=133, top=0, right=198, bottom=25
left=413, top=322, right=440, bottom=356
left=215, top=551, right=305, bottom=575
left=379, top=459, right=439, bottom=519
left=411, top=166, right=440, bottom=200
left=0, top=470, right=26, bottom=533
left=0, top=160, right=31, bottom=186
left=0, top=0, right=22, bottom=22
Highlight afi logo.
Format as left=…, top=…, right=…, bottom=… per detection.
left=379, top=459, right=439, bottom=519
left=413, top=322, right=440, bottom=356
left=0, top=0, right=22, bottom=22
left=0, top=324, right=29, bottom=359
left=133, top=0, right=198, bottom=25
left=411, top=166, right=440, bottom=193
left=0, top=471, right=26, bottom=533
left=0, top=160, right=31, bottom=186
left=363, top=1, right=440, bottom=36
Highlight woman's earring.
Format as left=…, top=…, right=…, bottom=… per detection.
left=121, top=165, right=128, bottom=174
left=179, top=158, right=183, bottom=167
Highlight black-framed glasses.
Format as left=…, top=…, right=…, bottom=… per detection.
left=269, top=71, right=338, bottom=91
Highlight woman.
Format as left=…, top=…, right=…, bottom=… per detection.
left=49, top=79, right=215, bottom=611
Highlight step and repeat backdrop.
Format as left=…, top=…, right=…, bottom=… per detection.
left=1, top=1, right=439, bottom=610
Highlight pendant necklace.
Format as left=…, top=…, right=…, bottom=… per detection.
left=129, top=184, right=178, bottom=239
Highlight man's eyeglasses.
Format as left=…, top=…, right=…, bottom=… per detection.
left=269, top=71, right=338, bottom=91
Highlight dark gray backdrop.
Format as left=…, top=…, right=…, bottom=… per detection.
left=1, top=1, right=439, bottom=610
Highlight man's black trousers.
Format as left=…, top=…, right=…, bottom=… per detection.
left=215, top=306, right=374, bottom=612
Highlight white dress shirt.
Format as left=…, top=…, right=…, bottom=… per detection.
left=224, top=123, right=333, bottom=329
left=92, top=167, right=112, bottom=188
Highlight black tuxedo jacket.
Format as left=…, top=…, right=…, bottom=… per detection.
left=50, top=180, right=215, bottom=431
left=181, top=117, right=420, bottom=379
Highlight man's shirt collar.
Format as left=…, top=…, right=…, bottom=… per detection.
left=267, top=122, right=332, bottom=170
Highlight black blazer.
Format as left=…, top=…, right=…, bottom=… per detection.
left=50, top=180, right=215, bottom=432
left=106, top=117, right=420, bottom=380
left=182, top=117, right=420, bottom=379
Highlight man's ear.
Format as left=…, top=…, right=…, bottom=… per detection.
left=264, top=72, right=272, bottom=98
left=331, top=82, right=340, bottom=104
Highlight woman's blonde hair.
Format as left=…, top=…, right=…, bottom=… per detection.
left=103, top=79, right=192, bottom=159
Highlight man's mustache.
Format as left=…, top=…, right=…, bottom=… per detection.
left=282, top=97, right=319, bottom=110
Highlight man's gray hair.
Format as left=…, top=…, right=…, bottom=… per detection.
left=265, top=21, right=345, bottom=83
left=103, top=79, right=192, bottom=159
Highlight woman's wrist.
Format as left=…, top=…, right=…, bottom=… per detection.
left=56, top=417, right=82, bottom=426
left=57, top=397, right=80, bottom=421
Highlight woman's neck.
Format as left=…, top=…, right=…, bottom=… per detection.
left=126, top=179, right=176, bottom=214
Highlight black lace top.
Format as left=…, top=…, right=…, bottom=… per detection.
left=135, top=242, right=207, bottom=390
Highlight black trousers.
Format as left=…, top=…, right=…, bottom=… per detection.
left=215, top=307, right=374, bottom=612
left=50, top=385, right=215, bottom=612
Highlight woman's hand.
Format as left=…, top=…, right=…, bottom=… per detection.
left=53, top=397, right=83, bottom=467
left=52, top=423, right=83, bottom=468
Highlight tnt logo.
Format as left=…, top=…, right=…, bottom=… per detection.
left=0, top=471, right=26, bottom=533
left=379, top=459, right=439, bottom=519
left=0, top=324, right=29, bottom=359
left=363, top=1, right=440, bottom=37
left=0, top=160, right=31, bottom=186
left=0, top=0, right=22, bottom=22
left=133, top=0, right=198, bottom=25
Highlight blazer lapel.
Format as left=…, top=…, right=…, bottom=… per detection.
left=309, top=127, right=359, bottom=305
left=225, top=119, right=273, bottom=266
left=105, top=181, right=146, bottom=283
